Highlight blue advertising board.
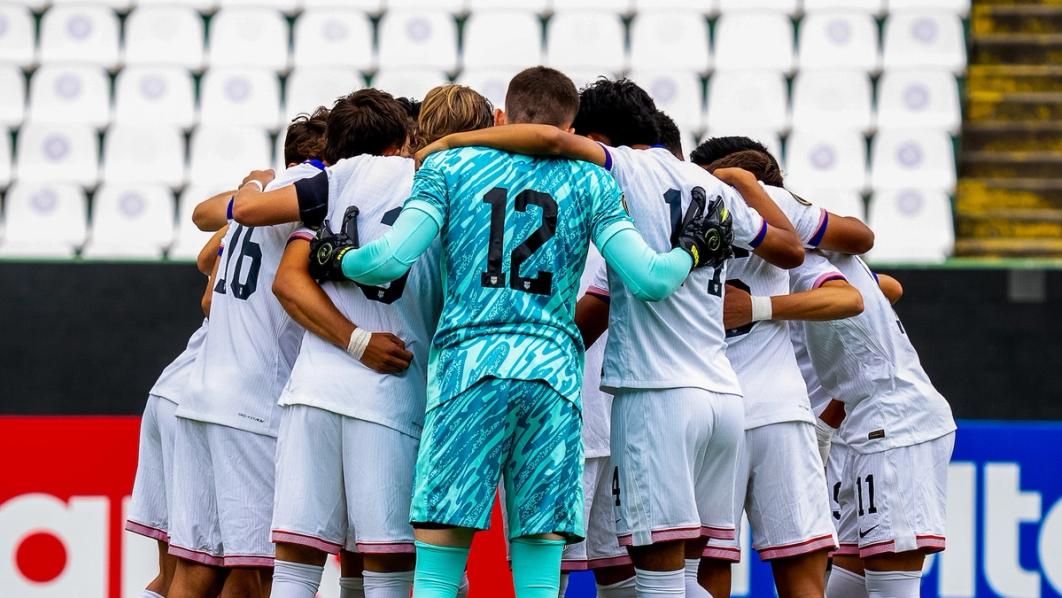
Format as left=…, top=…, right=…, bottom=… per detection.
left=565, top=421, right=1062, bottom=597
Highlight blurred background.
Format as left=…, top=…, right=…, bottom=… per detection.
left=0, top=0, right=1059, bottom=596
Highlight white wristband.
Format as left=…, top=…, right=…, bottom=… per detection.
left=750, top=295, right=773, bottom=322
left=346, top=328, right=372, bottom=361
left=242, top=179, right=264, bottom=192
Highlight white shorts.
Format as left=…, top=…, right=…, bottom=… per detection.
left=703, top=421, right=837, bottom=562
left=168, top=417, right=277, bottom=567
left=561, top=456, right=631, bottom=571
left=127, top=395, right=178, bottom=542
left=272, top=404, right=418, bottom=554
left=611, top=388, right=743, bottom=547
left=828, top=432, right=954, bottom=558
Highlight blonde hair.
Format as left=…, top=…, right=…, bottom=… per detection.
left=416, top=84, right=494, bottom=149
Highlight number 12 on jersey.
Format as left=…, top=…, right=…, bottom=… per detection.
left=480, top=187, right=558, bottom=296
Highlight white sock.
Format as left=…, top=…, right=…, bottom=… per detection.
left=271, top=560, right=324, bottom=598
left=457, top=573, right=470, bottom=597
left=826, top=566, right=868, bottom=598
left=142, top=592, right=164, bottom=598
left=865, top=569, right=921, bottom=598
left=340, top=575, right=365, bottom=598
left=634, top=568, right=685, bottom=596
left=558, top=572, right=569, bottom=597
left=362, top=570, right=413, bottom=598
left=684, top=559, right=712, bottom=597
left=597, top=575, right=638, bottom=598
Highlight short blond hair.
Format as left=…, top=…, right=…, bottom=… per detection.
left=416, top=84, right=494, bottom=149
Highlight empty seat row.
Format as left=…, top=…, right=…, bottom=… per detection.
left=0, top=5, right=967, bottom=74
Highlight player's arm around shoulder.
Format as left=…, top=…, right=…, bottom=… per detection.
left=877, top=273, right=904, bottom=304
left=228, top=168, right=307, bottom=227
left=416, top=124, right=607, bottom=167
left=714, top=167, right=804, bottom=269
left=191, top=189, right=236, bottom=232
left=723, top=279, right=863, bottom=330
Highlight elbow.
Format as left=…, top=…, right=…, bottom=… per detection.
left=853, top=226, right=875, bottom=255
left=844, top=288, right=865, bottom=318
left=777, top=241, right=805, bottom=270
left=272, top=273, right=297, bottom=307
left=230, top=200, right=254, bottom=226
left=191, top=206, right=213, bottom=232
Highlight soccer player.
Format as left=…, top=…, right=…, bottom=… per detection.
left=309, top=67, right=731, bottom=598
left=415, top=78, right=805, bottom=597
left=165, top=107, right=336, bottom=598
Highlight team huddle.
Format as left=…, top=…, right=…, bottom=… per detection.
left=126, top=66, right=956, bottom=598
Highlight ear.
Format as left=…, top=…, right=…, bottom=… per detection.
left=286, top=162, right=298, bottom=168
left=566, top=127, right=575, bottom=134
left=494, top=108, right=507, bottom=126
left=382, top=145, right=403, bottom=157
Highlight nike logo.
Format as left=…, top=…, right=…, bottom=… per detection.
left=858, top=525, right=879, bottom=539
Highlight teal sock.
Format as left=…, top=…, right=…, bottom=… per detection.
left=413, top=541, right=470, bottom=598
left=510, top=537, right=566, bottom=598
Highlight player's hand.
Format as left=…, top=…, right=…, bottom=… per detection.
left=676, top=195, right=735, bottom=270
left=723, top=284, right=752, bottom=329
left=308, top=207, right=360, bottom=282
left=711, top=167, right=757, bottom=188
left=241, top=169, right=275, bottom=190
left=360, top=333, right=414, bottom=374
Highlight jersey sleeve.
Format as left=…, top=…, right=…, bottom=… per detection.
left=789, top=251, right=848, bottom=293
left=402, top=153, right=449, bottom=228
left=588, top=167, right=636, bottom=250
left=766, top=185, right=829, bottom=248
left=720, top=184, right=767, bottom=250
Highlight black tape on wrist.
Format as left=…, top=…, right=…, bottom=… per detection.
left=295, top=170, right=329, bottom=228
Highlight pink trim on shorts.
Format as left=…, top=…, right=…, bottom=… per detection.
left=702, top=545, right=741, bottom=562
left=272, top=530, right=344, bottom=555
left=168, top=544, right=226, bottom=567
left=619, top=524, right=735, bottom=547
left=223, top=554, right=275, bottom=568
left=758, top=533, right=838, bottom=561
left=125, top=520, right=170, bottom=542
left=831, top=542, right=860, bottom=557
left=859, top=535, right=946, bottom=558
left=355, top=541, right=416, bottom=554
left=701, top=525, right=737, bottom=540
left=561, top=555, right=633, bottom=572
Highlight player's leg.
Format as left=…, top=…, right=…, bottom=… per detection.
left=579, top=457, right=636, bottom=597
left=825, top=442, right=865, bottom=598
left=698, top=424, right=751, bottom=598
left=270, top=405, right=348, bottom=598
left=410, top=379, right=508, bottom=597
left=344, top=417, right=420, bottom=598
left=340, top=551, right=366, bottom=598
left=219, top=568, right=266, bottom=597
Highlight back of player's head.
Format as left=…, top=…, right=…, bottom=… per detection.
left=323, top=88, right=409, bottom=164
left=504, top=66, right=580, bottom=128
left=396, top=97, right=422, bottom=122
left=416, top=84, right=494, bottom=149
left=653, top=111, right=683, bottom=160
left=690, top=136, right=780, bottom=173
left=572, top=78, right=660, bottom=148
left=704, top=149, right=785, bottom=187
left=284, top=106, right=330, bottom=166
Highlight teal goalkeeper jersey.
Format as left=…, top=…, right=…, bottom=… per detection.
left=406, top=147, right=634, bottom=411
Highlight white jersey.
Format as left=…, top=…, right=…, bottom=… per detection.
left=790, top=251, right=956, bottom=453
left=150, top=320, right=208, bottom=405
left=724, top=185, right=827, bottom=429
left=579, top=247, right=611, bottom=458
left=279, top=155, right=443, bottom=438
left=178, top=163, right=323, bottom=436
left=598, top=146, right=766, bottom=396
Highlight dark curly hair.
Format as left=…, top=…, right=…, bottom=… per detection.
left=654, top=111, right=683, bottom=159
left=283, top=106, right=329, bottom=165
left=324, top=88, right=408, bottom=164
left=690, top=136, right=780, bottom=172
left=573, top=78, right=660, bottom=147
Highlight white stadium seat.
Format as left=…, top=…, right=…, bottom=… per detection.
left=82, top=184, right=175, bottom=259
left=0, top=183, right=86, bottom=257
left=876, top=70, right=961, bottom=134
left=798, top=11, right=880, bottom=72
left=51, top=0, right=130, bottom=8
left=171, top=184, right=225, bottom=260
left=798, top=189, right=866, bottom=219
left=378, top=10, right=458, bottom=71
left=785, top=130, right=868, bottom=194
left=633, top=0, right=717, bottom=12
left=293, top=9, right=374, bottom=70
left=208, top=9, right=290, bottom=71
left=0, top=128, right=11, bottom=188
left=285, top=68, right=362, bottom=123
left=0, top=4, right=35, bottom=66
left=467, top=0, right=547, bottom=11
left=630, top=70, right=704, bottom=133
left=629, top=11, right=712, bottom=73
left=39, top=6, right=120, bottom=68
left=882, top=11, right=966, bottom=73
left=388, top=0, right=465, bottom=11
left=217, top=0, right=299, bottom=13
left=804, top=0, right=883, bottom=13
left=552, top=0, right=632, bottom=11
left=189, top=126, right=271, bottom=189
left=123, top=6, right=205, bottom=70
left=371, top=69, right=449, bottom=101
left=102, top=126, right=185, bottom=188
left=705, top=71, right=788, bottom=133
left=27, top=65, right=110, bottom=128
left=717, top=0, right=798, bottom=14
left=463, top=11, right=542, bottom=70
left=699, top=129, right=784, bottom=167
left=0, top=66, right=26, bottom=128
left=113, top=67, right=197, bottom=129
left=301, top=0, right=381, bottom=10
left=870, top=129, right=956, bottom=192
left=564, top=69, right=615, bottom=91
left=889, top=0, right=969, bottom=17
left=791, top=70, right=874, bottom=132
left=457, top=68, right=517, bottom=112
left=200, top=68, right=282, bottom=129
left=16, top=123, right=98, bottom=186
left=545, top=11, right=626, bottom=72
left=868, top=189, right=953, bottom=262
left=713, top=12, right=794, bottom=72
left=135, top=0, right=216, bottom=9
left=3, top=0, right=46, bottom=10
